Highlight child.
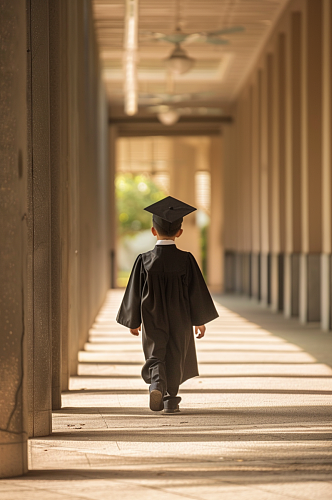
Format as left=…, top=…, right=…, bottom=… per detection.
left=116, top=196, right=219, bottom=413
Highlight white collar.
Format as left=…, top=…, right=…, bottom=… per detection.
left=155, top=240, right=176, bottom=246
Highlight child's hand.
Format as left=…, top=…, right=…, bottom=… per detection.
left=130, top=326, right=141, bottom=336
left=195, top=325, right=206, bottom=339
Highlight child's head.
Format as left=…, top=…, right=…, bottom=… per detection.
left=152, top=218, right=183, bottom=239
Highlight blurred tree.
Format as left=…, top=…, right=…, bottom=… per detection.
left=116, top=173, right=166, bottom=236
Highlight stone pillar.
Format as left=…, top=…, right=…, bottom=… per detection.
left=321, top=0, right=332, bottom=330
left=57, top=1, right=70, bottom=393
left=284, top=11, right=302, bottom=319
left=170, top=138, right=201, bottom=266
left=110, top=125, right=118, bottom=289
left=250, top=79, right=261, bottom=300
left=77, top=0, right=90, bottom=354
left=241, top=90, right=252, bottom=296
left=259, top=60, right=272, bottom=306
left=26, top=0, right=53, bottom=437
left=299, top=0, right=322, bottom=323
left=270, top=33, right=286, bottom=312
left=49, top=0, right=68, bottom=408
left=0, top=0, right=28, bottom=478
left=207, top=132, right=224, bottom=293
left=65, top=0, right=110, bottom=375
left=234, top=102, right=244, bottom=294
left=67, top=2, right=81, bottom=377
left=223, top=123, right=237, bottom=292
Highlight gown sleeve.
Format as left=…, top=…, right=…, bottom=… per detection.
left=116, top=254, right=145, bottom=329
left=187, top=252, right=219, bottom=326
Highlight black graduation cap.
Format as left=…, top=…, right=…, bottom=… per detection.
left=144, top=196, right=197, bottom=233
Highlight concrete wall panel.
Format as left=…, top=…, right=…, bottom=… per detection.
left=0, top=0, right=28, bottom=478
left=26, top=0, right=52, bottom=437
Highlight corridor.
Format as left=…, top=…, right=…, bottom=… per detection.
left=3, top=291, right=332, bottom=499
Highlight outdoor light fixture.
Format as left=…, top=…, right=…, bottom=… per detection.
left=124, top=0, right=138, bottom=115
left=165, top=43, right=195, bottom=75
left=157, top=108, right=180, bottom=125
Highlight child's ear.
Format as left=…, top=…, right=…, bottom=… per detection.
left=176, top=228, right=183, bottom=238
left=151, top=227, right=157, bottom=236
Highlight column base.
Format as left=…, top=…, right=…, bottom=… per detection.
left=299, top=253, right=321, bottom=323
left=242, top=253, right=251, bottom=296
left=235, top=252, right=243, bottom=293
left=233, top=252, right=252, bottom=295
left=28, top=409, right=52, bottom=437
left=250, top=252, right=260, bottom=300
left=270, top=253, right=284, bottom=312
left=284, top=253, right=300, bottom=318
left=0, top=441, right=28, bottom=478
left=224, top=250, right=236, bottom=292
left=321, top=254, right=332, bottom=331
left=260, top=253, right=269, bottom=306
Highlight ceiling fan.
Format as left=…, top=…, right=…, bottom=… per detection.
left=143, top=0, right=244, bottom=74
left=145, top=25, right=245, bottom=47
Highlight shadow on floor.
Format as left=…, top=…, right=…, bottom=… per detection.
left=214, top=294, right=332, bottom=368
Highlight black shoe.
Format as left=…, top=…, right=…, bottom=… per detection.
left=163, top=405, right=180, bottom=414
left=163, top=396, right=181, bottom=414
left=149, top=389, right=164, bottom=411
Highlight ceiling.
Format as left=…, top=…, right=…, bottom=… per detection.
left=92, top=0, right=290, bottom=117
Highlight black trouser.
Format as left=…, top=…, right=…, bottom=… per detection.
left=141, top=357, right=179, bottom=400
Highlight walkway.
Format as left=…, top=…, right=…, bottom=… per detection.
left=2, top=290, right=332, bottom=499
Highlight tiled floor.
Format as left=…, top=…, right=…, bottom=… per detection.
left=3, top=290, right=332, bottom=499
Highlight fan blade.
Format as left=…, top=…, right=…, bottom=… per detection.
left=164, top=33, right=188, bottom=43
left=205, top=26, right=245, bottom=37
left=205, top=37, right=229, bottom=45
left=142, top=32, right=178, bottom=44
left=146, top=32, right=188, bottom=44
left=182, top=33, right=204, bottom=44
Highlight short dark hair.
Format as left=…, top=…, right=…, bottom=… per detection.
left=153, top=220, right=182, bottom=237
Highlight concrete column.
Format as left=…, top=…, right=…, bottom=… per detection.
left=259, top=61, right=271, bottom=306
left=77, top=1, right=110, bottom=352
left=223, top=123, right=236, bottom=292
left=207, top=133, right=224, bottom=293
left=0, top=0, right=28, bottom=478
left=234, top=102, right=244, bottom=293
left=26, top=0, right=53, bottom=437
left=110, top=125, right=118, bottom=289
left=67, top=2, right=81, bottom=377
left=284, top=11, right=302, bottom=319
left=65, top=0, right=110, bottom=375
left=49, top=0, right=67, bottom=408
left=170, top=139, right=201, bottom=266
left=242, top=91, right=252, bottom=296
left=250, top=79, right=261, bottom=300
left=321, top=0, right=332, bottom=330
left=77, top=0, right=90, bottom=353
left=270, top=33, right=286, bottom=312
left=234, top=93, right=252, bottom=296
left=58, top=1, right=70, bottom=393
left=300, top=0, right=323, bottom=323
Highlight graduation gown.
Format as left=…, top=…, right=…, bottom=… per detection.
left=116, top=244, right=219, bottom=391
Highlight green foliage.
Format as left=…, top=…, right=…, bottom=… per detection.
left=116, top=173, right=166, bottom=236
